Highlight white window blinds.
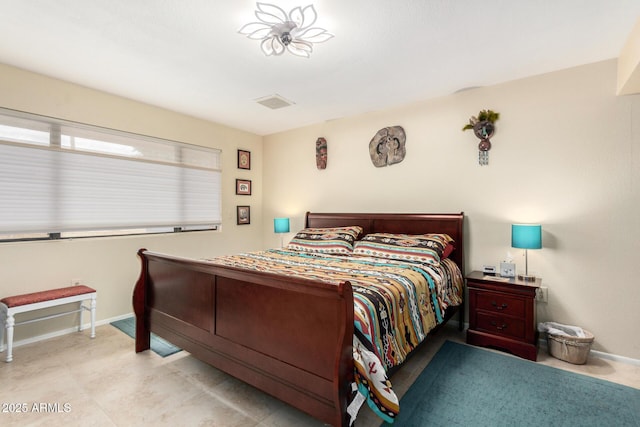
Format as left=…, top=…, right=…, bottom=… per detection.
left=0, top=109, right=222, bottom=236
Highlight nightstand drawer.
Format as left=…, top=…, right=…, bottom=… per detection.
left=475, top=291, right=525, bottom=317
left=476, top=312, right=526, bottom=340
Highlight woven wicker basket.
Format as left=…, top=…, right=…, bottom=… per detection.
left=547, top=329, right=594, bottom=365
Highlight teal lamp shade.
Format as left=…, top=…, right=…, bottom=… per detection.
left=274, top=218, right=290, bottom=234
left=511, top=224, right=542, bottom=281
left=511, top=224, right=542, bottom=249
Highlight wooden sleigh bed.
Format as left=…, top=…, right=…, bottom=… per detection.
left=133, top=212, right=465, bottom=426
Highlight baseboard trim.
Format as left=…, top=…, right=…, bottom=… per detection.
left=456, top=321, right=640, bottom=367
left=538, top=335, right=640, bottom=366
left=7, top=316, right=640, bottom=367
left=4, top=312, right=133, bottom=350
left=589, top=349, right=640, bottom=366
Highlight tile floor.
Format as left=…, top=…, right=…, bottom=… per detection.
left=0, top=324, right=638, bottom=427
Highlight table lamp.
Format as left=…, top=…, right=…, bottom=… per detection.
left=511, top=224, right=542, bottom=281
left=274, top=217, right=290, bottom=248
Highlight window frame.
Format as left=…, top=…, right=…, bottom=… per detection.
left=0, top=108, right=222, bottom=242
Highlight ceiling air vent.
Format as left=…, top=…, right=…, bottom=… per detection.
left=255, top=94, right=295, bottom=110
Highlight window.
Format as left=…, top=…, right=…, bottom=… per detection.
left=0, top=108, right=222, bottom=241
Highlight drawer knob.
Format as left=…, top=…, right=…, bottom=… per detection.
left=491, top=301, right=508, bottom=310
left=491, top=320, right=508, bottom=330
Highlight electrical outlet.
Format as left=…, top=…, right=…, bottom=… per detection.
left=71, top=278, right=82, bottom=286
left=535, top=286, right=548, bottom=303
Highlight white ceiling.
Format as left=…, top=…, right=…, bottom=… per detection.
left=1, top=1, right=639, bottom=136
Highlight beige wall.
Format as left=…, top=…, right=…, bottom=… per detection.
left=2, top=59, right=639, bottom=361
left=0, top=63, right=263, bottom=340
left=263, top=59, right=640, bottom=360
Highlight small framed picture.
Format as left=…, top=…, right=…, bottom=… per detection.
left=236, top=179, right=251, bottom=195
left=238, top=149, right=251, bottom=170
left=237, top=206, right=250, bottom=224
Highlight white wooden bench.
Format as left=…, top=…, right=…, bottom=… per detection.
left=0, top=285, right=96, bottom=362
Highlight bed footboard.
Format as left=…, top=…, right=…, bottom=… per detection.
left=133, top=249, right=354, bottom=426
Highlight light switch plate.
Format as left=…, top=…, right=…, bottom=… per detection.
left=500, top=262, right=516, bottom=278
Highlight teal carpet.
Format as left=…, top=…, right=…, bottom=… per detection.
left=386, top=340, right=640, bottom=426
left=111, top=316, right=182, bottom=357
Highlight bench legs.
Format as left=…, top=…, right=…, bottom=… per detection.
left=0, top=306, right=3, bottom=353
left=78, top=295, right=97, bottom=338
left=90, top=296, right=96, bottom=338
left=5, top=315, right=14, bottom=363
left=0, top=307, right=15, bottom=363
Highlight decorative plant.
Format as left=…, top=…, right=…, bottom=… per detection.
left=462, top=109, right=500, bottom=131
left=462, top=109, right=500, bottom=166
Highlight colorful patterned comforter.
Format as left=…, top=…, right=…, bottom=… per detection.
left=204, top=249, right=463, bottom=423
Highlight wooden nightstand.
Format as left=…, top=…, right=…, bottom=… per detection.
left=466, top=271, right=541, bottom=361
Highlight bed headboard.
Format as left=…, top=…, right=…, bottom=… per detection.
left=305, top=211, right=465, bottom=274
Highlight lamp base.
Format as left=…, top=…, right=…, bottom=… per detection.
left=518, top=273, right=537, bottom=282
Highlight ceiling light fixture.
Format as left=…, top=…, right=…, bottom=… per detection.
left=238, top=2, right=334, bottom=58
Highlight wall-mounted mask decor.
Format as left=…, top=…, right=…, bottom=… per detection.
left=316, top=137, right=327, bottom=170
left=462, top=109, right=500, bottom=166
left=369, top=126, right=406, bottom=167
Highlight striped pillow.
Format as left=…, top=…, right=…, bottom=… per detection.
left=286, top=226, right=363, bottom=254
left=353, top=233, right=454, bottom=265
